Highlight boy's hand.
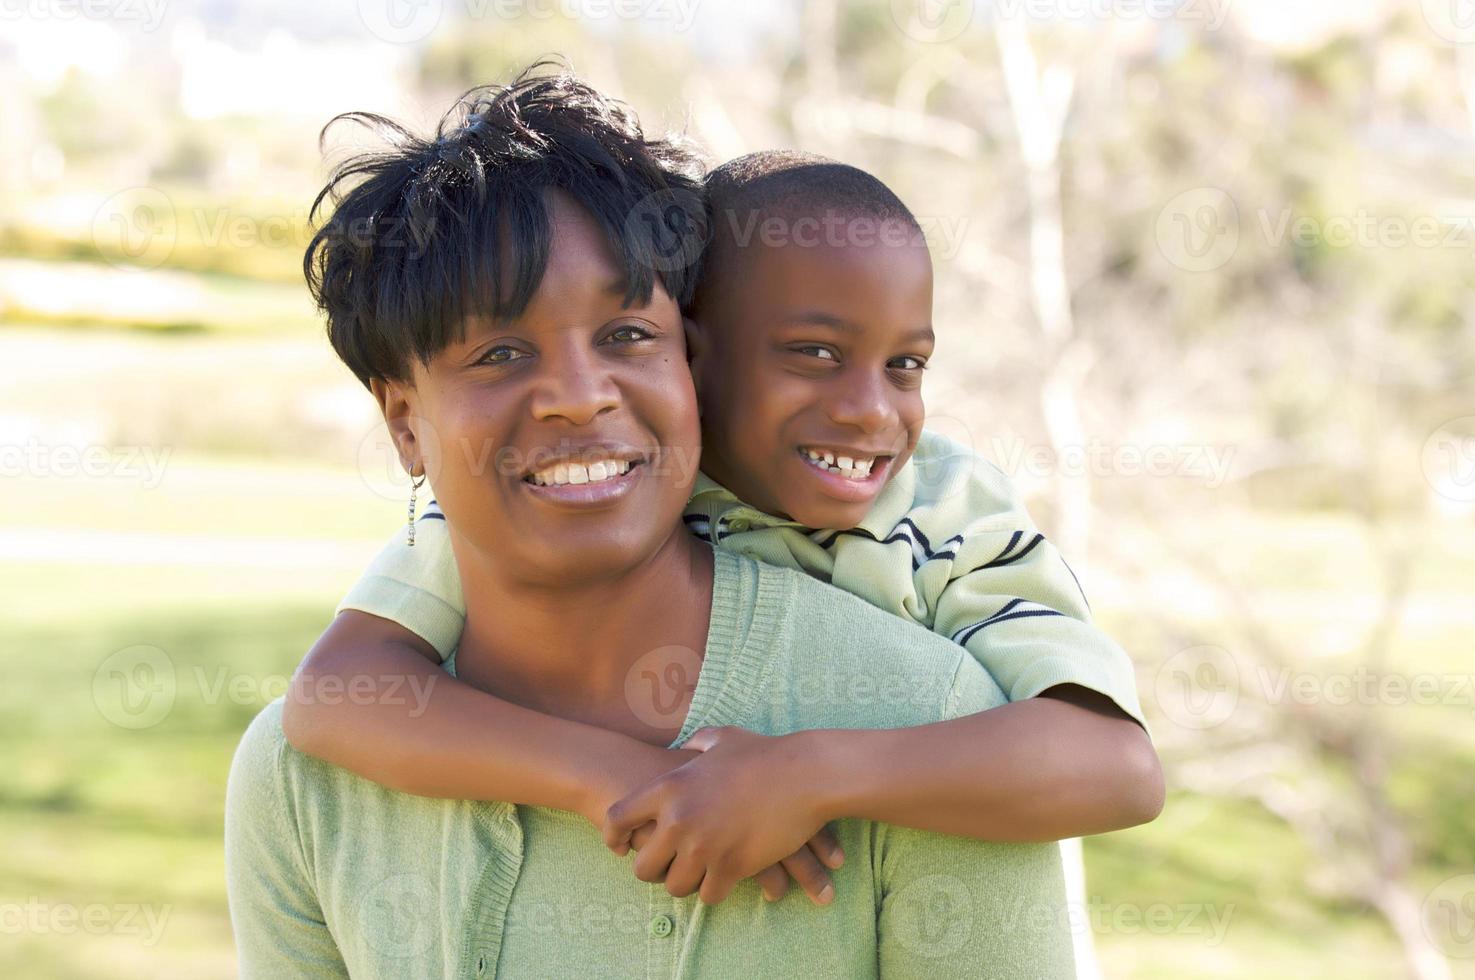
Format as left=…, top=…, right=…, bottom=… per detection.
left=601, top=726, right=845, bottom=906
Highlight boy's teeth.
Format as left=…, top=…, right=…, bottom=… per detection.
left=529, top=458, right=631, bottom=487
left=799, top=448, right=876, bottom=481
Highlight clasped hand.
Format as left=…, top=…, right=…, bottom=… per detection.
left=600, top=726, right=844, bottom=906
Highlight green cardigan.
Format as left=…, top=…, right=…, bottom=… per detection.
left=226, top=549, right=1074, bottom=978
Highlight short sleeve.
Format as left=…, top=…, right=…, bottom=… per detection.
left=336, top=505, right=466, bottom=661
left=912, top=453, right=1147, bottom=731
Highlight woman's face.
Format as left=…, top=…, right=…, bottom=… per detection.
left=380, top=192, right=702, bottom=588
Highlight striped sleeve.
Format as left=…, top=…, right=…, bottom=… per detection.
left=910, top=447, right=1147, bottom=731
left=335, top=502, right=466, bottom=661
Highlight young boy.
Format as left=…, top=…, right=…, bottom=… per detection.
left=284, top=125, right=1161, bottom=906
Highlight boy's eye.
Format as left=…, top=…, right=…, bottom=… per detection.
left=890, top=355, right=928, bottom=371
left=794, top=345, right=838, bottom=361
left=478, top=345, right=528, bottom=365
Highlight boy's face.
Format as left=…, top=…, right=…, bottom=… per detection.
left=690, top=226, right=934, bottom=530
left=379, top=191, right=701, bottom=587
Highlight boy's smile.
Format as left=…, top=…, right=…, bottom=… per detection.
left=690, top=216, right=935, bottom=530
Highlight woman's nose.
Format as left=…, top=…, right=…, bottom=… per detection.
left=527, top=344, right=620, bottom=425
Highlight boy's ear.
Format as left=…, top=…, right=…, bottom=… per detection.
left=369, top=376, right=425, bottom=479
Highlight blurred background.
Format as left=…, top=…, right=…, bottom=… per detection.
left=2, top=0, right=1473, bottom=977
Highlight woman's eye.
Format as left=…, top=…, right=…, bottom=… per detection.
left=478, top=345, right=526, bottom=365
left=608, top=325, right=654, bottom=343
left=891, top=355, right=927, bottom=371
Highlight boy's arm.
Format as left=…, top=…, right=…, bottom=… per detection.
left=803, top=682, right=1163, bottom=841
left=281, top=609, right=685, bottom=822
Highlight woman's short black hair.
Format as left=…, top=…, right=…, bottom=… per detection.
left=304, top=60, right=708, bottom=388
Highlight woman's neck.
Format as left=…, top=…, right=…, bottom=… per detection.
left=449, top=525, right=715, bottom=744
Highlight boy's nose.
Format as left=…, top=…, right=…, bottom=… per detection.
left=826, top=376, right=898, bottom=433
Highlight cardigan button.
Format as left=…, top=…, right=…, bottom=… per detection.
left=475, top=952, right=487, bottom=975
left=649, top=914, right=674, bottom=938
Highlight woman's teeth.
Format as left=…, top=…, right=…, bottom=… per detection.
left=801, top=448, right=875, bottom=481
left=527, top=459, right=632, bottom=487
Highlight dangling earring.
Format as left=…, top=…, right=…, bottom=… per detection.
left=407, top=469, right=427, bottom=547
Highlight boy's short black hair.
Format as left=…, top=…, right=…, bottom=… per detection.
left=305, top=60, right=707, bottom=388
left=704, top=150, right=918, bottom=229
left=692, top=151, right=924, bottom=312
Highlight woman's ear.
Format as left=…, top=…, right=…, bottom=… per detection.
left=369, top=376, right=423, bottom=478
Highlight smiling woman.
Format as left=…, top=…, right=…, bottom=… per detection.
left=225, top=61, right=1076, bottom=979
